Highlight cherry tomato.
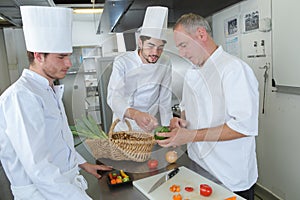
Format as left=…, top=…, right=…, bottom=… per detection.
left=184, top=186, right=194, bottom=192
left=200, top=184, right=212, bottom=197
left=147, top=159, right=158, bottom=169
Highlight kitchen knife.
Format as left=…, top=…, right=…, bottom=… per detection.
left=148, top=167, right=180, bottom=194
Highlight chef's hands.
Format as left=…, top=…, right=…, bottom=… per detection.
left=79, top=162, right=113, bottom=179
left=132, top=110, right=158, bottom=132
left=169, top=117, right=188, bottom=129
left=156, top=117, right=196, bottom=147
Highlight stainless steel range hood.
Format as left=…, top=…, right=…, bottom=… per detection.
left=0, top=0, right=55, bottom=27
left=97, top=0, right=244, bottom=34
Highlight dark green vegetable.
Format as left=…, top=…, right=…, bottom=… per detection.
left=154, top=126, right=170, bottom=140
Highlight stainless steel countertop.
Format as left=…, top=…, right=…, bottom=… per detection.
left=78, top=144, right=222, bottom=200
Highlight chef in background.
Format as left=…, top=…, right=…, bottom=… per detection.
left=107, top=6, right=173, bottom=132
left=157, top=13, right=259, bottom=200
left=0, top=6, right=111, bottom=200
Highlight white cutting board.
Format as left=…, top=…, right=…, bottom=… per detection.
left=133, top=166, right=245, bottom=200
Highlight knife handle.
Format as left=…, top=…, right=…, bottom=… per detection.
left=168, top=168, right=179, bottom=179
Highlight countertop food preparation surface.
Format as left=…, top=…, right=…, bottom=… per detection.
left=133, top=166, right=244, bottom=200
left=79, top=144, right=243, bottom=200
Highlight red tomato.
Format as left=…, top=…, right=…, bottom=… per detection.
left=147, top=159, right=158, bottom=169
left=184, top=186, right=194, bottom=192
left=200, top=184, right=212, bottom=197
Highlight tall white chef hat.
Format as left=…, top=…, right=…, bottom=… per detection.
left=20, top=6, right=73, bottom=53
left=140, top=6, right=168, bottom=41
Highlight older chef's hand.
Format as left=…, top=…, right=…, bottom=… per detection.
left=132, top=111, right=158, bottom=132
left=79, top=162, right=113, bottom=179
left=169, top=117, right=188, bottom=129
left=156, top=128, right=197, bottom=147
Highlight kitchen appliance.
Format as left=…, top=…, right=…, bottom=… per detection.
left=133, top=166, right=245, bottom=200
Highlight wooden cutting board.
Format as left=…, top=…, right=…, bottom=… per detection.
left=133, top=166, right=245, bottom=200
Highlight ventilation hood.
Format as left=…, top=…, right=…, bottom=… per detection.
left=0, top=0, right=55, bottom=27
left=0, top=0, right=104, bottom=28
left=97, top=0, right=244, bottom=34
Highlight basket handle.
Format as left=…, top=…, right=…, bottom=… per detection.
left=108, top=118, right=132, bottom=137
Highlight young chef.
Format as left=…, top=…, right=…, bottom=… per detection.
left=107, top=6, right=173, bottom=132
left=0, top=6, right=111, bottom=200
left=156, top=13, right=259, bottom=200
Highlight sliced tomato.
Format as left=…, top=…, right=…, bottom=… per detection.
left=172, top=194, right=182, bottom=200
left=200, top=184, right=212, bottom=197
left=184, top=186, right=194, bottom=192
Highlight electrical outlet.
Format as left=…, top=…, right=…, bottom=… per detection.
left=254, top=41, right=258, bottom=47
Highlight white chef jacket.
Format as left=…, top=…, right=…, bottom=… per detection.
left=0, top=69, right=91, bottom=200
left=107, top=50, right=173, bottom=131
left=181, top=46, right=259, bottom=191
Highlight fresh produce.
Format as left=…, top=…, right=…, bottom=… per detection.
left=165, top=150, right=178, bottom=164
left=71, top=114, right=108, bottom=139
left=122, top=177, right=130, bottom=182
left=147, top=159, right=159, bottom=169
left=169, top=184, right=180, bottom=192
left=172, top=193, right=182, bottom=200
left=120, top=169, right=129, bottom=178
left=184, top=186, right=194, bottom=192
left=200, top=184, right=213, bottom=197
left=108, top=173, right=113, bottom=180
left=154, top=126, right=170, bottom=140
left=108, top=170, right=131, bottom=185
left=111, top=172, right=117, bottom=179
left=225, top=196, right=237, bottom=200
left=116, top=178, right=122, bottom=183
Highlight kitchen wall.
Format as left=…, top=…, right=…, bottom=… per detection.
left=0, top=29, right=10, bottom=94
left=213, top=0, right=299, bottom=199
left=2, top=28, right=27, bottom=84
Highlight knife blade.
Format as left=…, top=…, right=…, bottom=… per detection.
left=148, top=167, right=180, bottom=193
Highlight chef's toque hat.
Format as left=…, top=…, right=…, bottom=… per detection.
left=140, top=6, right=168, bottom=41
left=20, top=6, right=73, bottom=53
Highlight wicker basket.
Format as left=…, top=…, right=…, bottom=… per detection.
left=85, top=119, right=155, bottom=162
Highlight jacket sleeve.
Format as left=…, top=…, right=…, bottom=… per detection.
left=223, top=60, right=259, bottom=136
left=107, top=58, right=131, bottom=120
left=3, top=91, right=91, bottom=200
left=158, top=60, right=173, bottom=126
